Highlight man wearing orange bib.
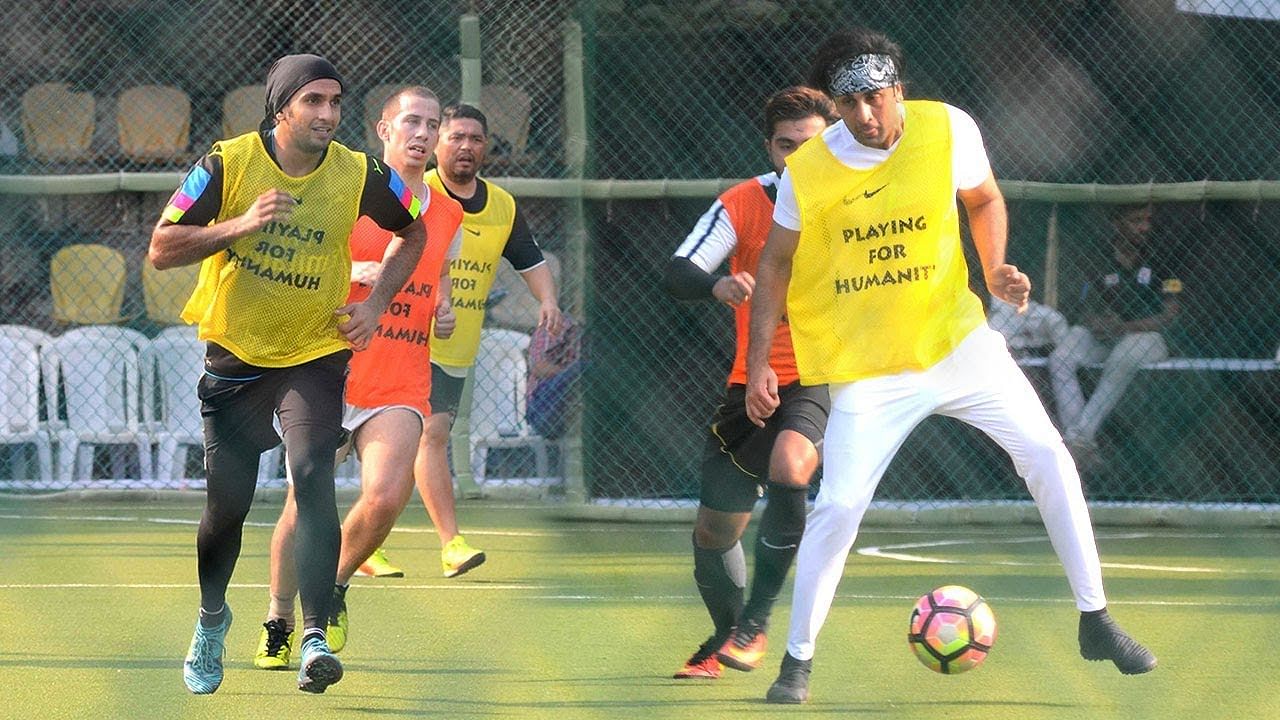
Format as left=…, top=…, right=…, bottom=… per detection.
left=382, top=104, right=563, bottom=580
left=745, top=29, right=1157, bottom=703
left=254, top=86, right=463, bottom=669
left=665, top=86, right=838, bottom=680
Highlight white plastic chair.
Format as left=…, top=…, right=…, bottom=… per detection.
left=45, top=326, right=153, bottom=482
left=143, top=326, right=204, bottom=481
left=0, top=333, right=54, bottom=480
left=469, top=328, right=549, bottom=484
left=0, top=325, right=57, bottom=432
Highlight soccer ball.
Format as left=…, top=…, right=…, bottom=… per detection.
left=907, top=585, right=996, bottom=674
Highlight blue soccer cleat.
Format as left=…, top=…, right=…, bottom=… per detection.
left=183, top=605, right=233, bottom=694
left=297, top=633, right=344, bottom=693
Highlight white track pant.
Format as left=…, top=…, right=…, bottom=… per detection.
left=786, top=325, right=1107, bottom=661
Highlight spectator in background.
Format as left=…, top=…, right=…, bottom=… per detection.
left=1049, top=204, right=1183, bottom=468
left=526, top=312, right=582, bottom=439
left=988, top=293, right=1069, bottom=359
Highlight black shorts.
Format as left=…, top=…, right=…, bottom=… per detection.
left=198, top=345, right=351, bottom=454
left=699, top=382, right=829, bottom=513
left=429, top=362, right=467, bottom=417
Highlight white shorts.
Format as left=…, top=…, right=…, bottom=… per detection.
left=279, top=403, right=424, bottom=482
left=336, top=403, right=424, bottom=462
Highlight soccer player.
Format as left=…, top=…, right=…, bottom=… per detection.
left=664, top=86, right=837, bottom=679
left=253, top=85, right=462, bottom=670
left=151, top=55, right=427, bottom=694
left=745, top=29, right=1158, bottom=704
left=377, top=102, right=562, bottom=579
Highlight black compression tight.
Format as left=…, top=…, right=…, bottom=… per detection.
left=282, top=422, right=342, bottom=630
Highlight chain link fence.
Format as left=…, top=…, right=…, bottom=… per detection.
left=1, top=1, right=1278, bottom=514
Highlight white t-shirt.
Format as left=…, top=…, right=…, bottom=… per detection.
left=773, top=103, right=991, bottom=230
left=672, top=172, right=777, bottom=272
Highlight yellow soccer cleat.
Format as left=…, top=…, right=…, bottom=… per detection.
left=325, top=585, right=348, bottom=653
left=355, top=547, right=404, bottom=578
left=254, top=618, right=296, bottom=670
left=441, top=535, right=486, bottom=578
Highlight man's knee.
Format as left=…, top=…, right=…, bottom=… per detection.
left=359, top=474, right=414, bottom=519
left=287, top=454, right=326, bottom=488
left=1117, top=332, right=1168, bottom=362
left=694, top=510, right=748, bottom=550
left=768, top=433, right=819, bottom=488
left=1050, top=326, right=1094, bottom=365
left=421, top=414, right=452, bottom=447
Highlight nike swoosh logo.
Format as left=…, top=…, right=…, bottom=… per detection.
left=464, top=227, right=481, bottom=236
left=842, top=184, right=888, bottom=204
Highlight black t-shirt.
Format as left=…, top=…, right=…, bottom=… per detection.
left=437, top=178, right=545, bottom=272
left=1084, top=258, right=1182, bottom=322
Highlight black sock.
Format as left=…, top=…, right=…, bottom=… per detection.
left=743, top=483, right=807, bottom=624
left=693, top=535, right=746, bottom=638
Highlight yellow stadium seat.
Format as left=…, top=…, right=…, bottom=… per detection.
left=142, top=257, right=198, bottom=326
left=50, top=244, right=128, bottom=325
left=117, top=85, right=191, bottom=163
left=21, top=83, right=96, bottom=162
left=222, top=84, right=266, bottom=139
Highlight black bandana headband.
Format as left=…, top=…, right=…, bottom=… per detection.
left=260, top=54, right=344, bottom=132
left=827, top=54, right=898, bottom=96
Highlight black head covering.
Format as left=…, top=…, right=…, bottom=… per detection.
left=260, top=54, right=344, bottom=132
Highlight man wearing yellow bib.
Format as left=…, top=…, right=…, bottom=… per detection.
left=150, top=55, right=427, bottom=696
left=744, top=29, right=1157, bottom=703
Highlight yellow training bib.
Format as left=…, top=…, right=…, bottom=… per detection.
left=785, top=100, right=985, bottom=383
left=181, top=132, right=365, bottom=367
left=425, top=169, right=517, bottom=368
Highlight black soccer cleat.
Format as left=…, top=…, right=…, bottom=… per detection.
left=765, top=652, right=811, bottom=704
left=1079, top=609, right=1157, bottom=675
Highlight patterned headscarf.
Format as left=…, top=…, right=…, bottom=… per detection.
left=827, top=54, right=899, bottom=96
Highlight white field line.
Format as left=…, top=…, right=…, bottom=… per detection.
left=857, top=533, right=1241, bottom=573
left=0, top=513, right=575, bottom=536
left=0, top=582, right=1266, bottom=608
left=2, top=514, right=1273, bottom=575
left=4, top=513, right=1277, bottom=538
